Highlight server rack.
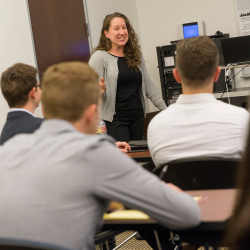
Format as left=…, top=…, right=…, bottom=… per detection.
left=156, top=34, right=231, bottom=106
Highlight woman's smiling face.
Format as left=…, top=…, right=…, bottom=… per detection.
left=104, top=17, right=129, bottom=49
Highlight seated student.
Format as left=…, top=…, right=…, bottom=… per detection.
left=224, top=123, right=250, bottom=250
left=0, top=62, right=200, bottom=250
left=0, top=63, right=43, bottom=145
left=148, top=36, right=249, bottom=166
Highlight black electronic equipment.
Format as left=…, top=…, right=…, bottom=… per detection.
left=157, top=34, right=231, bottom=105
left=170, top=34, right=229, bottom=66
left=156, top=44, right=181, bottom=105
left=220, top=35, right=250, bottom=65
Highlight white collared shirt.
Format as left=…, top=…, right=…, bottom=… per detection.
left=9, top=108, right=36, bottom=117
left=148, top=93, right=250, bottom=166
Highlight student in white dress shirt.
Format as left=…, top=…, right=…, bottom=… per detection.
left=148, top=36, right=249, bottom=167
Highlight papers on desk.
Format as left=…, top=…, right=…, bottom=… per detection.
left=104, top=210, right=150, bottom=220
left=193, top=196, right=209, bottom=205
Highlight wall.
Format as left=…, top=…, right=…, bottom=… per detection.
left=0, top=0, right=43, bottom=132
left=85, top=0, right=141, bottom=49
left=85, top=0, right=149, bottom=110
left=0, top=0, right=248, bottom=130
left=135, top=0, right=250, bottom=112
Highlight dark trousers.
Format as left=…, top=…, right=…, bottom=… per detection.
left=104, top=109, right=144, bottom=142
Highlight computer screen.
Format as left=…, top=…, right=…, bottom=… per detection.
left=183, top=22, right=199, bottom=39
left=220, top=35, right=250, bottom=65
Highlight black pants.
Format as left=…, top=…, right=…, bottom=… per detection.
left=104, top=109, right=144, bottom=142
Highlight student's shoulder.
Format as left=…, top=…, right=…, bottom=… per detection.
left=35, top=117, right=44, bottom=123
left=77, top=134, right=116, bottom=152
left=149, top=105, right=176, bottom=128
left=216, top=99, right=249, bottom=117
left=24, top=116, right=44, bottom=128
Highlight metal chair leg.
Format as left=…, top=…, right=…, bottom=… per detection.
left=105, top=240, right=110, bottom=250
left=95, top=243, right=103, bottom=250
left=154, top=230, right=162, bottom=250
left=112, top=231, right=138, bottom=250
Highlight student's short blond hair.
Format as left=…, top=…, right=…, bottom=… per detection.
left=176, top=36, right=219, bottom=86
left=42, top=62, right=100, bottom=122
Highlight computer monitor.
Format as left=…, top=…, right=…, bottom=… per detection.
left=220, top=35, right=250, bottom=65
left=183, top=22, right=199, bottom=39
left=179, top=21, right=205, bottom=39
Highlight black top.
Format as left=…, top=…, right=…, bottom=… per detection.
left=0, top=111, right=44, bottom=145
left=114, top=56, right=142, bottom=111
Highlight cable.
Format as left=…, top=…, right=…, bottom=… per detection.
left=224, top=64, right=232, bottom=104
left=218, top=64, right=249, bottom=100
left=218, top=64, right=232, bottom=101
left=228, top=64, right=249, bottom=83
left=225, top=82, right=230, bottom=104
left=214, top=64, right=232, bottom=93
left=215, top=64, right=249, bottom=93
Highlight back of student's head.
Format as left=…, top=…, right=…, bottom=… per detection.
left=176, top=36, right=219, bottom=86
left=42, top=62, right=99, bottom=123
left=0, top=63, right=38, bottom=108
left=224, top=125, right=250, bottom=250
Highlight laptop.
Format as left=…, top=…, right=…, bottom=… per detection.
left=220, top=35, right=250, bottom=65
left=129, top=140, right=148, bottom=152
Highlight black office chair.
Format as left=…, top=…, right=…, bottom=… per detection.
left=153, top=157, right=239, bottom=250
left=95, top=231, right=120, bottom=250
left=0, top=238, right=71, bottom=250
left=95, top=230, right=140, bottom=250
left=152, top=156, right=239, bottom=190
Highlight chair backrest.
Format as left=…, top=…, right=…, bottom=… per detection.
left=0, top=239, right=71, bottom=250
left=153, top=157, right=239, bottom=190
left=143, top=111, right=160, bottom=139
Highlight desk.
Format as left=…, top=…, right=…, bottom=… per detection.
left=127, top=150, right=152, bottom=162
left=103, top=189, right=237, bottom=248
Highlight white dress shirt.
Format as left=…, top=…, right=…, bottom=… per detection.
left=9, top=108, right=35, bottom=117
left=148, top=93, right=250, bottom=166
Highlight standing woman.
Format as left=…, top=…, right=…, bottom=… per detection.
left=89, top=12, right=166, bottom=142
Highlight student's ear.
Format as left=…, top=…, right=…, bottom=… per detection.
left=214, top=67, right=221, bottom=82
left=173, top=68, right=181, bottom=84
left=84, top=104, right=97, bottom=124
left=29, top=87, right=36, bottom=99
left=42, top=105, right=45, bottom=118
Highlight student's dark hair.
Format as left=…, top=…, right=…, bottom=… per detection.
left=91, top=12, right=141, bottom=71
left=175, top=36, right=219, bottom=86
left=224, top=123, right=250, bottom=250
left=0, top=63, right=38, bottom=108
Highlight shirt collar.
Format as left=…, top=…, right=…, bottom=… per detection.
left=176, top=93, right=217, bottom=104
left=9, top=108, right=36, bottom=117
left=40, top=119, right=76, bottom=131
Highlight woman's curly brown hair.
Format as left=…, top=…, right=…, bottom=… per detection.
left=92, top=12, right=141, bottom=71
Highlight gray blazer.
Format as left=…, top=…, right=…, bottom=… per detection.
left=0, top=119, right=200, bottom=250
left=89, top=50, right=167, bottom=122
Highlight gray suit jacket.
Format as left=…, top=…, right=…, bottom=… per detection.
left=0, top=119, right=200, bottom=250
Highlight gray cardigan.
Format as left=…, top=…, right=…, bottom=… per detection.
left=89, top=50, right=167, bottom=122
